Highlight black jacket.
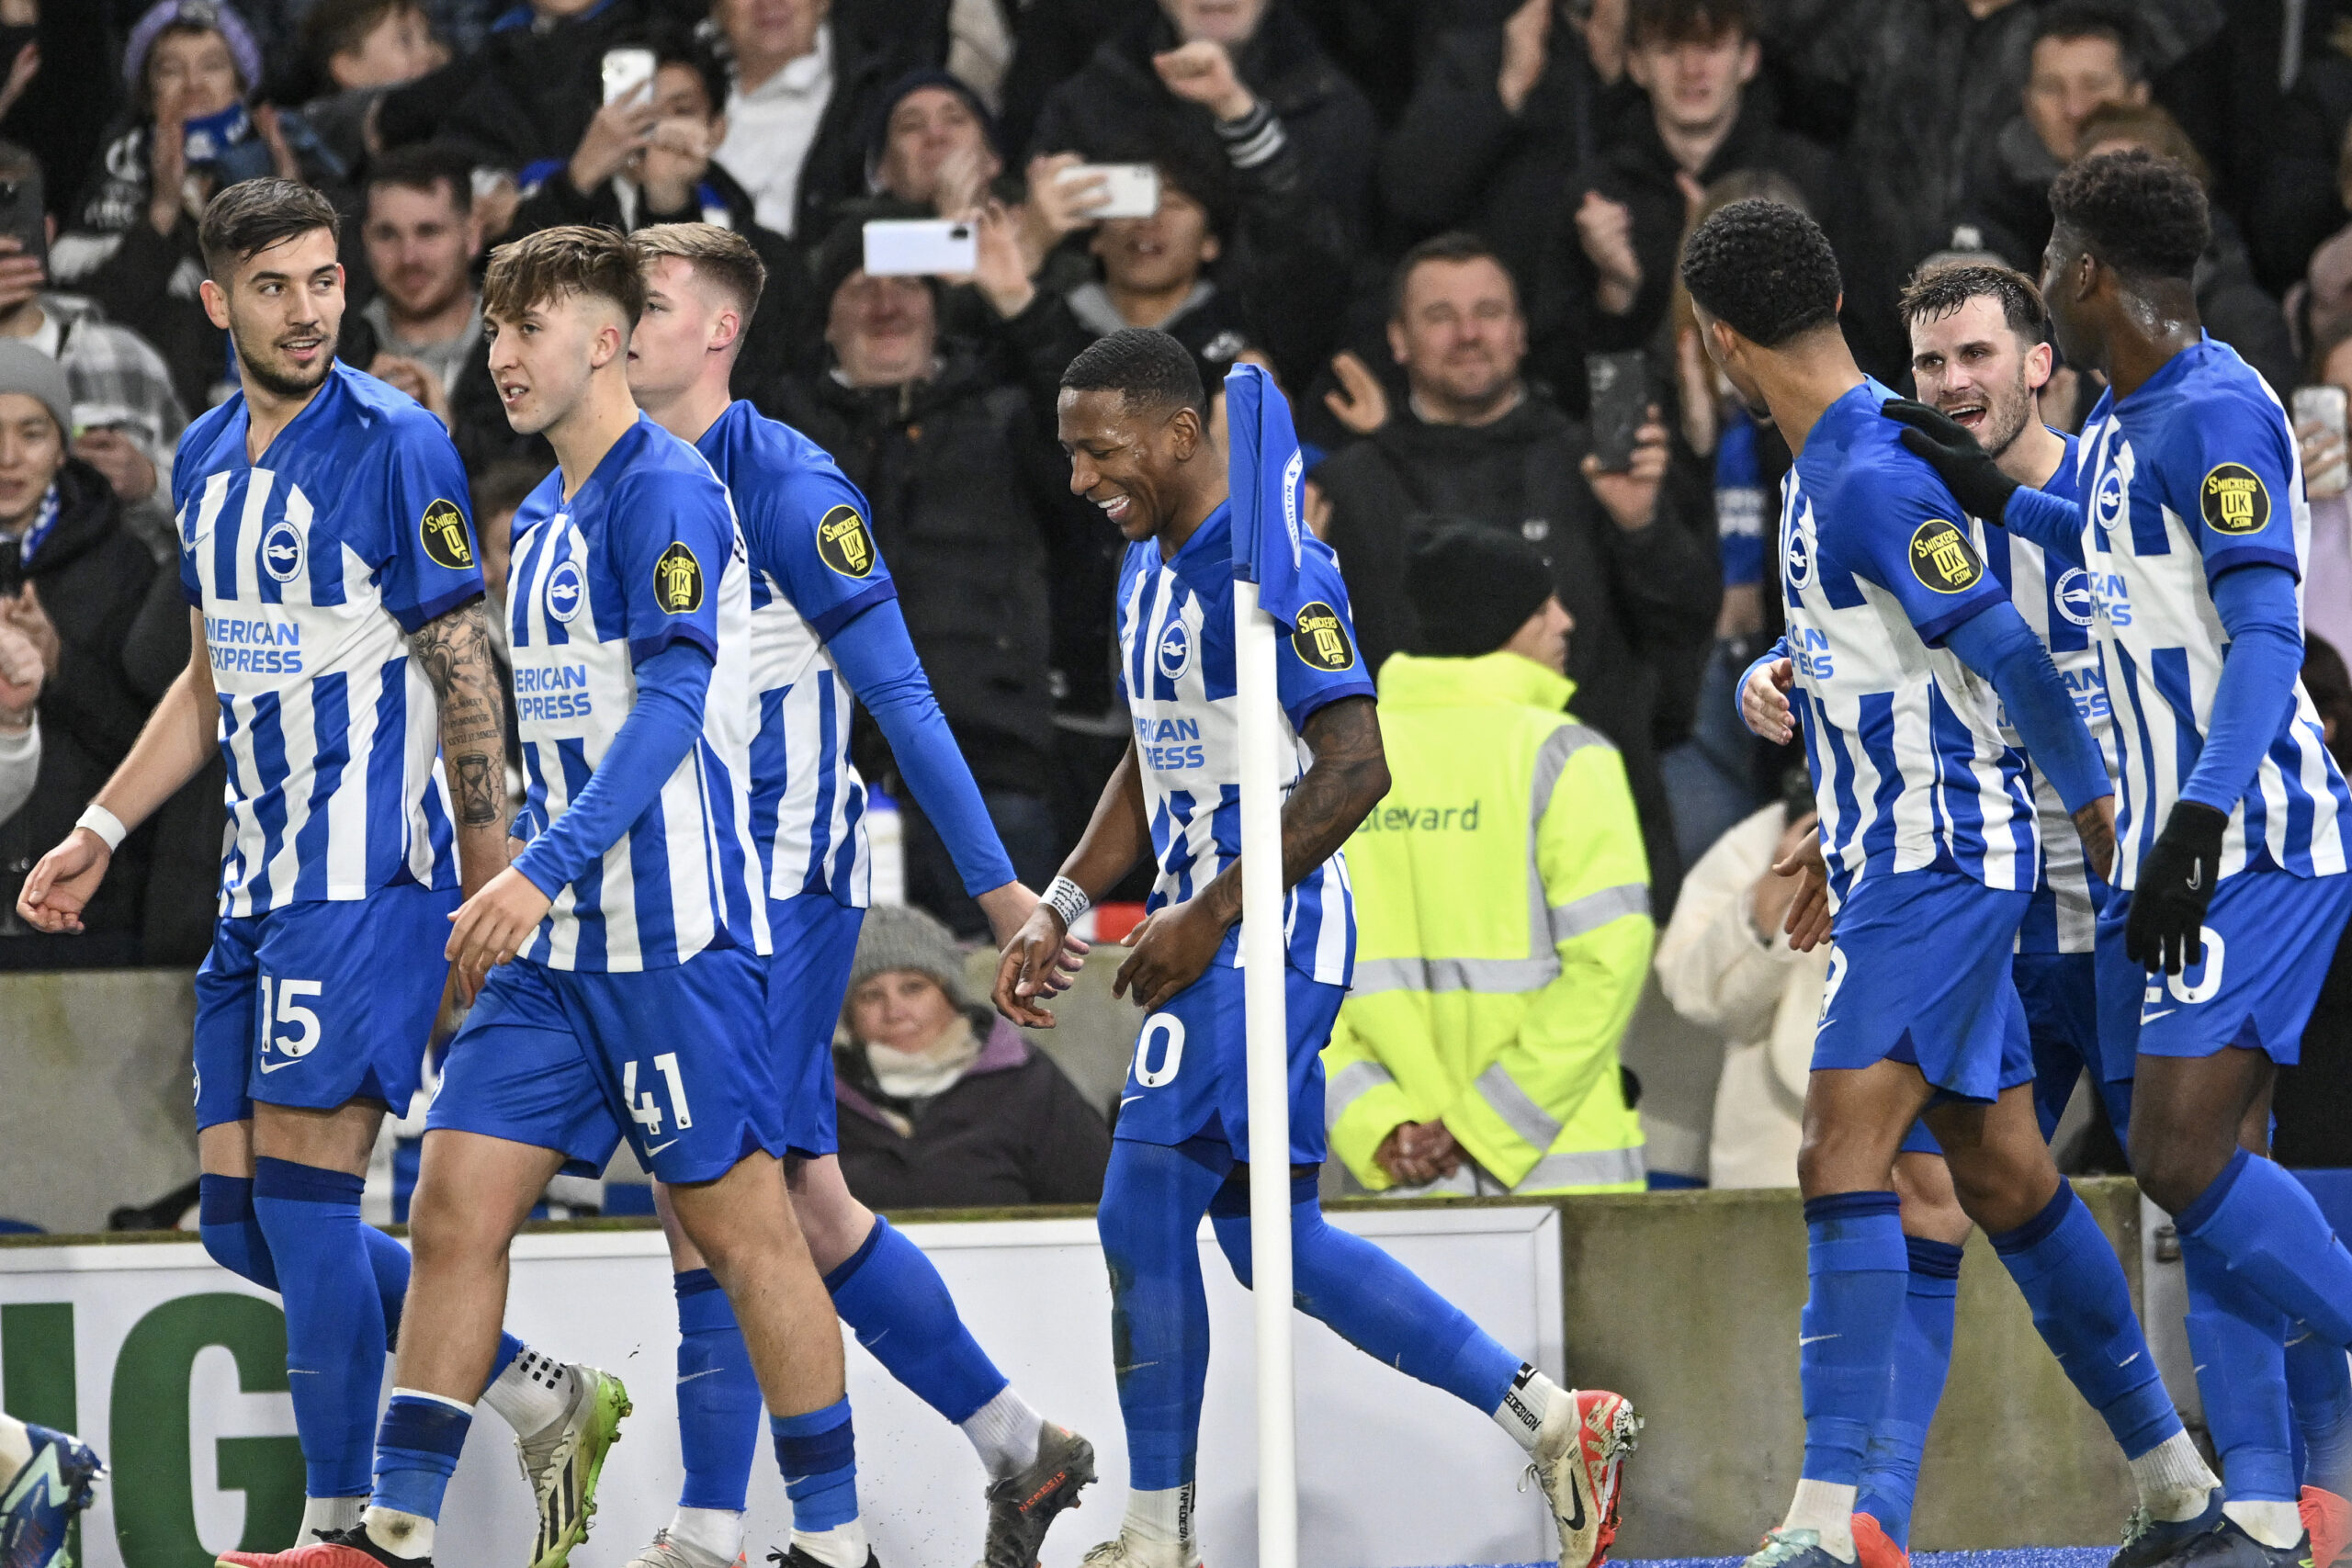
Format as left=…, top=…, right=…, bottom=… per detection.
left=0, top=462, right=158, bottom=964
left=377, top=0, right=650, bottom=172
left=835, top=1013, right=1112, bottom=1209
left=763, top=349, right=1076, bottom=797
left=1312, top=394, right=1720, bottom=908
left=1029, top=4, right=1377, bottom=244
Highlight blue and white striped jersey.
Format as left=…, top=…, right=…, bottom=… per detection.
left=1974, top=434, right=2107, bottom=954
left=695, top=400, right=897, bottom=908
left=1781, top=380, right=2039, bottom=905
left=174, top=363, right=481, bottom=917
left=1115, top=503, right=1375, bottom=986
left=504, top=415, right=769, bottom=971
left=2075, top=335, right=2349, bottom=886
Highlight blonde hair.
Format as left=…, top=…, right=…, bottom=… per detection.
left=483, top=224, right=645, bottom=328
left=632, top=222, right=767, bottom=322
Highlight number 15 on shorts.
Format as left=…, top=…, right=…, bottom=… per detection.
left=256, top=974, right=324, bottom=1072
left=626, top=1053, right=695, bottom=1139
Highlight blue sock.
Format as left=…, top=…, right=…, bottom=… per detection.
left=1208, top=1176, right=1523, bottom=1415
left=253, top=1156, right=388, bottom=1499
left=772, top=1399, right=859, bottom=1533
left=372, top=1392, right=473, bottom=1522
left=674, top=1268, right=762, bottom=1512
left=1855, top=1236, right=1962, bottom=1546
left=826, top=1217, right=1009, bottom=1425
left=2288, top=1322, right=2352, bottom=1492
left=198, top=1174, right=279, bottom=1290
left=1097, top=1138, right=1229, bottom=1489
left=2180, top=1148, right=2352, bottom=1348
left=1800, top=1191, right=1908, bottom=1485
left=1989, top=1183, right=2180, bottom=1460
left=2183, top=1229, right=2298, bottom=1501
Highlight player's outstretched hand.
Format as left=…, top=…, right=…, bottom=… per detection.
left=445, top=865, right=552, bottom=993
left=1114, top=897, right=1226, bottom=1013
left=2073, top=795, right=2117, bottom=886
left=17, top=826, right=109, bottom=933
left=993, top=904, right=1069, bottom=1028
left=979, top=882, right=1091, bottom=1002
left=1770, top=825, right=1833, bottom=952
left=2127, top=800, right=2226, bottom=974
left=1741, top=656, right=1796, bottom=743
left=1881, top=398, right=2020, bottom=525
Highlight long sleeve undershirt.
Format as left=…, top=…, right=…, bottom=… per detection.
left=2180, top=562, right=2303, bottom=816
left=1944, top=601, right=2110, bottom=814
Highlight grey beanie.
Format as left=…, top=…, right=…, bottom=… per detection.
left=846, top=904, right=970, bottom=1010
left=0, top=341, right=74, bottom=443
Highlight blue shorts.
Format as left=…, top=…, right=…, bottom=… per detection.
left=426, top=945, right=784, bottom=1185
left=192, top=883, right=457, bottom=1131
left=1815, top=871, right=2033, bottom=1105
left=766, top=896, right=865, bottom=1159
left=1900, top=949, right=2105, bottom=1156
left=2096, top=869, right=2352, bottom=1082
left=1111, top=936, right=1345, bottom=1166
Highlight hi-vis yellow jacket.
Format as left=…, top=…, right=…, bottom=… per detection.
left=1324, top=651, right=1652, bottom=1194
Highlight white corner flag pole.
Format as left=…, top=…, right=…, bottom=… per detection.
left=1233, top=575, right=1298, bottom=1568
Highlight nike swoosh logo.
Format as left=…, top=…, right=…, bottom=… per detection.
left=2115, top=1352, right=2141, bottom=1368
left=675, top=1367, right=724, bottom=1385
left=2143, top=1009, right=2178, bottom=1021
left=1561, top=1466, right=1587, bottom=1532
left=1120, top=1095, right=1143, bottom=1107
left=257, top=1057, right=301, bottom=1073
left=644, top=1139, right=680, bottom=1156
left=1798, top=1334, right=1838, bottom=1345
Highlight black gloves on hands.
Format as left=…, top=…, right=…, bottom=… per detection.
left=2126, top=800, right=2229, bottom=974
left=1881, top=398, right=2022, bottom=525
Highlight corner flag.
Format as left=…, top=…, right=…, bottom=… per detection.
left=1226, top=361, right=1311, bottom=627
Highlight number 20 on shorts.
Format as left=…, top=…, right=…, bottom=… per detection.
left=1134, top=1012, right=1185, bottom=1087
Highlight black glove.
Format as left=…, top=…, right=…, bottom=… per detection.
left=1880, top=398, right=2021, bottom=525
left=2126, top=800, right=2229, bottom=974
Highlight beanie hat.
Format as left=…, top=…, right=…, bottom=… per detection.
left=846, top=904, right=971, bottom=1011
left=0, top=340, right=76, bottom=443
left=1406, top=519, right=1555, bottom=657
left=125, top=0, right=265, bottom=95
left=864, top=69, right=1004, bottom=189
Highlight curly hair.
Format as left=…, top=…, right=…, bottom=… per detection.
left=2048, top=149, right=2207, bottom=282
left=1060, top=327, right=1205, bottom=419
left=1678, top=197, right=1842, bottom=348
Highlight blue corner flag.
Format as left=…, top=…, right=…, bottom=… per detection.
left=1226, top=362, right=1310, bottom=628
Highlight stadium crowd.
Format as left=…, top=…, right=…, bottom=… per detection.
left=6, top=0, right=2352, bottom=1207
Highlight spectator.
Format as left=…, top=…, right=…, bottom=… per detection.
left=374, top=0, right=649, bottom=179
left=0, top=342, right=159, bottom=968
left=1957, top=4, right=2149, bottom=273
left=0, top=616, right=36, bottom=827
left=1758, top=0, right=2222, bottom=381
left=832, top=905, right=1111, bottom=1209
left=295, top=0, right=442, bottom=171
left=2253, top=17, right=2352, bottom=296
left=2294, top=323, right=2352, bottom=659
left=56, top=0, right=333, bottom=412
left=865, top=69, right=1004, bottom=214
left=1324, top=524, right=1651, bottom=1197
left=2071, top=99, right=2298, bottom=396
left=469, top=457, right=544, bottom=793
left=1651, top=773, right=1823, bottom=1189
left=1538, top=0, right=1841, bottom=377
left=1381, top=0, right=1639, bottom=293
left=764, top=220, right=1077, bottom=936
left=1029, top=0, right=1377, bottom=246
left=358, top=142, right=481, bottom=423
left=708, top=0, right=895, bottom=240
left=2275, top=634, right=2352, bottom=1168
left=0, top=141, right=188, bottom=560
left=1311, top=233, right=1717, bottom=910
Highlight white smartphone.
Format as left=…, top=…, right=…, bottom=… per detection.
left=2296, top=383, right=2349, bottom=500
left=602, top=48, right=656, bottom=106
left=863, top=219, right=977, bottom=277
left=1060, top=163, right=1159, bottom=220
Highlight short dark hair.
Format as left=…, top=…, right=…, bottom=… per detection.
left=2033, top=2, right=2146, bottom=85
left=2075, top=99, right=2210, bottom=185
left=632, top=221, right=767, bottom=322
left=1388, top=231, right=1517, bottom=321
left=365, top=141, right=474, bottom=217
left=0, top=138, right=37, bottom=186
left=2048, top=148, right=2207, bottom=282
left=1900, top=262, right=2049, bottom=344
left=483, top=224, right=647, bottom=328
left=1679, top=197, right=1842, bottom=347
left=300, top=0, right=422, bottom=74
left=655, top=29, right=729, bottom=121
left=472, top=457, right=548, bottom=524
left=1060, top=327, right=1204, bottom=419
left=1628, top=0, right=1750, bottom=48
left=198, top=179, right=342, bottom=282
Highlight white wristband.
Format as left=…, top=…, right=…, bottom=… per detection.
left=1042, top=875, right=1091, bottom=931
left=76, top=803, right=127, bottom=852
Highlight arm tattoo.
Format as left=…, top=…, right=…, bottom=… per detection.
left=1202, top=695, right=1389, bottom=924
left=409, top=598, right=509, bottom=830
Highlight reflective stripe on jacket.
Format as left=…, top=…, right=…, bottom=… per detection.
left=1324, top=650, right=1652, bottom=1194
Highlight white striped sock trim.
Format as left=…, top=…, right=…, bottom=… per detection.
left=390, top=1387, right=476, bottom=1416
